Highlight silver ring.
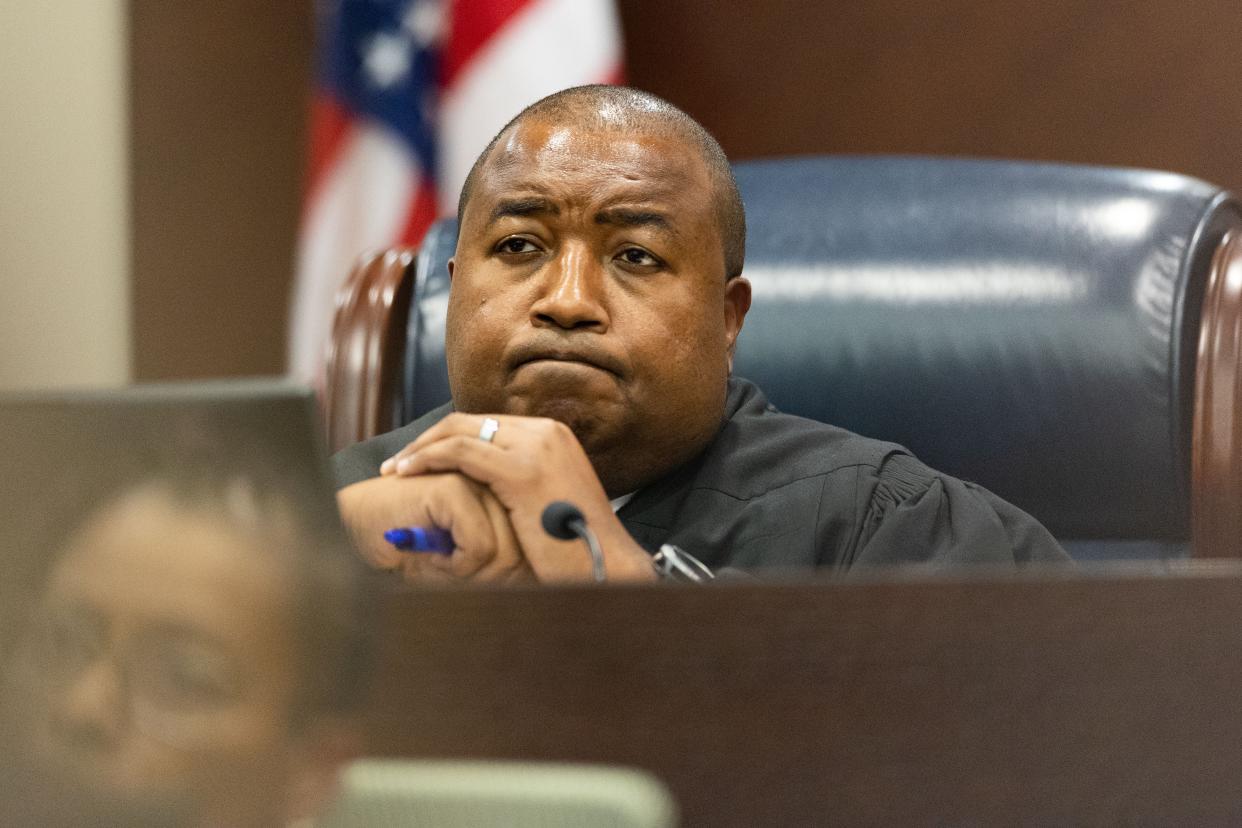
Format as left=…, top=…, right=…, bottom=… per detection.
left=478, top=417, right=500, bottom=443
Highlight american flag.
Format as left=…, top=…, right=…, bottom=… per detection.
left=289, top=0, right=624, bottom=384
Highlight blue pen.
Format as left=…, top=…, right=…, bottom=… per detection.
left=383, top=526, right=454, bottom=555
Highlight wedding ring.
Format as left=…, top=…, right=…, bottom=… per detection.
left=478, top=417, right=500, bottom=443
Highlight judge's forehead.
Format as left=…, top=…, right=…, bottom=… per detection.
left=474, top=119, right=713, bottom=205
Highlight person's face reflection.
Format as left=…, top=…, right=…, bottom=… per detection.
left=15, top=486, right=308, bottom=826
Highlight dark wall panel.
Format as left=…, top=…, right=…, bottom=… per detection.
left=130, top=0, right=312, bottom=379
left=617, top=0, right=1242, bottom=192
left=129, top=1, right=1242, bottom=380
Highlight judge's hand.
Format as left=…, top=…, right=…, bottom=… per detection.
left=380, top=414, right=656, bottom=583
left=336, top=472, right=533, bottom=584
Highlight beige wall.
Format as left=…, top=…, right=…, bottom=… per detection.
left=0, top=0, right=130, bottom=391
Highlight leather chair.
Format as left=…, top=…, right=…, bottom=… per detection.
left=325, top=157, right=1242, bottom=559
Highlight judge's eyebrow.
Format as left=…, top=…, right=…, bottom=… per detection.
left=595, top=207, right=678, bottom=237
left=488, top=196, right=559, bottom=225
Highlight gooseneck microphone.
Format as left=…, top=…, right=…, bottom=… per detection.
left=541, top=500, right=606, bottom=583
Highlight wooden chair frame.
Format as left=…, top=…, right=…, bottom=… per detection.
left=324, top=247, right=415, bottom=454
left=1193, top=230, right=1242, bottom=556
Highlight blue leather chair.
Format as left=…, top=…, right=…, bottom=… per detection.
left=325, top=157, right=1242, bottom=559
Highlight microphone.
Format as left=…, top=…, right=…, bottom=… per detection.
left=541, top=500, right=606, bottom=583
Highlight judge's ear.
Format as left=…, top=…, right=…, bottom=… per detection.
left=723, top=276, right=752, bottom=372
left=283, top=717, right=363, bottom=823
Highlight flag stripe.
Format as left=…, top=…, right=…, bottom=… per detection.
left=304, top=95, right=355, bottom=208
left=441, top=0, right=535, bottom=89
left=398, top=180, right=439, bottom=246
left=290, top=123, right=421, bottom=383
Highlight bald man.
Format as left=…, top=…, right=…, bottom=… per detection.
left=333, top=85, right=1067, bottom=583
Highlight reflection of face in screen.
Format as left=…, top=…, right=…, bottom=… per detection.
left=3, top=477, right=373, bottom=827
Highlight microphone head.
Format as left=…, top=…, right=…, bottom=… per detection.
left=541, top=500, right=585, bottom=540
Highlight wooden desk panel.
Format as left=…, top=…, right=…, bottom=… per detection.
left=365, top=566, right=1242, bottom=825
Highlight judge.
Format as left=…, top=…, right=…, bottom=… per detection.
left=333, top=85, right=1067, bottom=583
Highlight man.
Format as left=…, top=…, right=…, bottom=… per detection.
left=333, top=85, right=1067, bottom=582
left=2, top=473, right=376, bottom=826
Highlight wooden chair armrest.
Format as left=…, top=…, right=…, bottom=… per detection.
left=1193, top=230, right=1242, bottom=556
left=324, top=248, right=416, bottom=454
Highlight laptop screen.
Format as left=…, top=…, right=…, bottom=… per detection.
left=0, top=378, right=342, bottom=658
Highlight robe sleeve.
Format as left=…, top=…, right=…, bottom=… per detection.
left=329, top=402, right=456, bottom=490
left=847, top=453, right=1069, bottom=567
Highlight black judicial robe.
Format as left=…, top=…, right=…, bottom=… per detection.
left=331, top=377, right=1069, bottom=571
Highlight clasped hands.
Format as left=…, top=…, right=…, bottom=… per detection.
left=336, top=413, right=656, bottom=584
